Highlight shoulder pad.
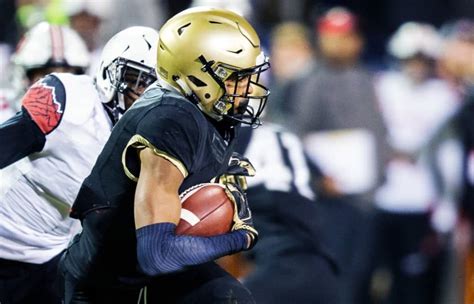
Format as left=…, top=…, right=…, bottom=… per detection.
left=52, top=73, right=100, bottom=125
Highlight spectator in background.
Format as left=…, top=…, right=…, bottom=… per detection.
left=0, top=0, right=18, bottom=86
left=373, top=21, right=460, bottom=304
left=63, top=0, right=110, bottom=52
left=289, top=7, right=389, bottom=205
left=264, top=21, right=316, bottom=124
left=190, top=0, right=252, bottom=19
left=437, top=19, right=474, bottom=96
left=287, top=7, right=389, bottom=304
left=424, top=18, right=474, bottom=304
left=62, top=0, right=112, bottom=76
left=63, top=0, right=166, bottom=76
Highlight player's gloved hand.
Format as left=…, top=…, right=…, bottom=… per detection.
left=224, top=182, right=258, bottom=250
left=226, top=152, right=256, bottom=177
left=214, top=152, right=256, bottom=190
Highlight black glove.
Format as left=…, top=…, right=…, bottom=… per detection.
left=214, top=152, right=256, bottom=190
left=226, top=152, right=256, bottom=177
left=224, top=182, right=258, bottom=250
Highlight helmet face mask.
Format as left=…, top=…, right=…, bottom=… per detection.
left=105, top=58, right=157, bottom=111
left=204, top=57, right=270, bottom=126
left=157, top=7, right=270, bottom=127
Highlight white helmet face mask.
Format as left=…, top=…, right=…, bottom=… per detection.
left=95, top=26, right=159, bottom=123
left=11, top=21, right=90, bottom=95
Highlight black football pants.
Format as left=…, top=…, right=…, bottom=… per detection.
left=0, top=253, right=63, bottom=304
left=244, top=252, right=340, bottom=304
left=62, top=261, right=255, bottom=304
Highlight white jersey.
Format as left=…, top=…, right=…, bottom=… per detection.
left=0, top=73, right=112, bottom=263
left=244, top=123, right=315, bottom=201
left=374, top=71, right=460, bottom=212
left=375, top=72, right=459, bottom=154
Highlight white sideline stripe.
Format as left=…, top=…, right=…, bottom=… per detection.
left=180, top=209, right=200, bottom=226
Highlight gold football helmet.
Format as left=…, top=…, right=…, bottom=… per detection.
left=157, top=7, right=270, bottom=126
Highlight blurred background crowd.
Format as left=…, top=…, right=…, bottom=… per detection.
left=0, top=0, right=473, bottom=304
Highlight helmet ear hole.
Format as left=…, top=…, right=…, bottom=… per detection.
left=102, top=66, right=108, bottom=80
left=188, top=75, right=207, bottom=87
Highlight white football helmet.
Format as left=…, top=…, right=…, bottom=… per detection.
left=95, top=26, right=158, bottom=122
left=11, top=21, right=90, bottom=91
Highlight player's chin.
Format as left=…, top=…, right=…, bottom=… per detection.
left=234, top=99, right=249, bottom=115
left=124, top=92, right=141, bottom=108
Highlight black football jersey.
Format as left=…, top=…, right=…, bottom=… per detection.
left=63, top=85, right=238, bottom=285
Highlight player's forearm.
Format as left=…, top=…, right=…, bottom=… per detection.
left=136, top=222, right=247, bottom=276
left=0, top=109, right=45, bottom=168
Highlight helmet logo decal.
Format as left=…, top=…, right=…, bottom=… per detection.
left=226, top=49, right=243, bottom=54
left=177, top=23, right=191, bottom=36
left=122, top=45, right=131, bottom=54
left=236, top=23, right=259, bottom=48
left=50, top=25, right=65, bottom=62
left=142, top=35, right=152, bottom=49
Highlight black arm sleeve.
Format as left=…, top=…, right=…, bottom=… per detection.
left=0, top=108, right=45, bottom=169
left=136, top=222, right=247, bottom=275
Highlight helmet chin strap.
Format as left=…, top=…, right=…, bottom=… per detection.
left=116, top=88, right=128, bottom=112
left=103, top=100, right=121, bottom=125
left=198, top=102, right=223, bottom=121
left=103, top=91, right=126, bottom=125
left=174, top=77, right=193, bottom=96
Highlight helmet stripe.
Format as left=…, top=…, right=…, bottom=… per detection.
left=50, top=25, right=65, bottom=62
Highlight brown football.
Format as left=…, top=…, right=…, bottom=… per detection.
left=176, top=183, right=234, bottom=236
